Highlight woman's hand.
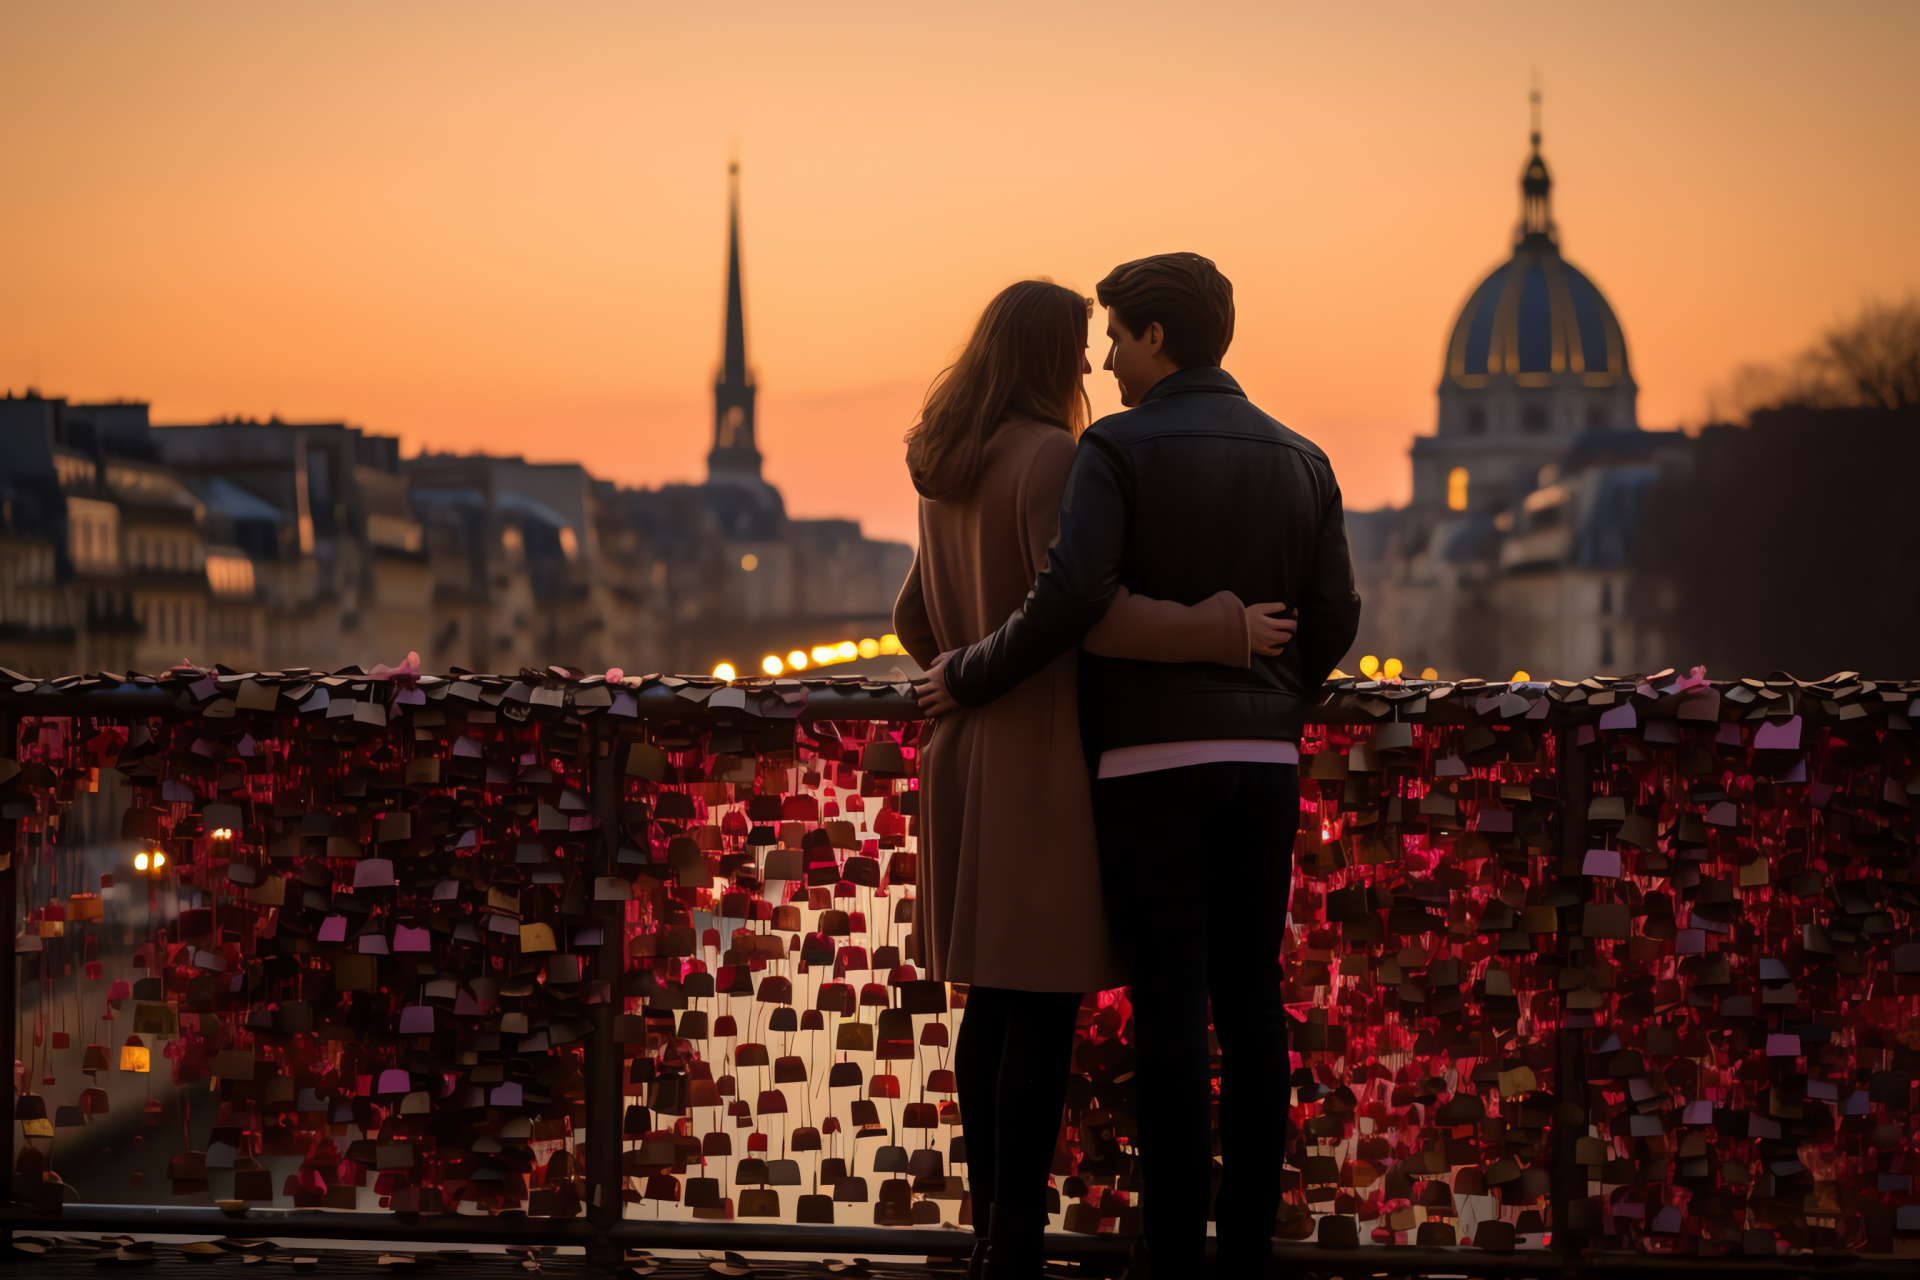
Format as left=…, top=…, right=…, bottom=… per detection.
left=914, top=650, right=962, bottom=716
left=1246, top=602, right=1297, bottom=658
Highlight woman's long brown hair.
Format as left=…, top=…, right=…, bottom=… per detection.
left=904, top=279, right=1092, bottom=500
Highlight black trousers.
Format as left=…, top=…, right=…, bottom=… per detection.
left=1092, top=760, right=1298, bottom=1279
left=954, top=984, right=1083, bottom=1262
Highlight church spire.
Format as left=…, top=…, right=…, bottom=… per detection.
left=710, top=160, right=762, bottom=481
left=721, top=162, right=749, bottom=391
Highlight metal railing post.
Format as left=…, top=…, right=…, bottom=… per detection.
left=1551, top=721, right=1592, bottom=1262
left=587, top=717, right=627, bottom=1263
left=1, top=709, right=15, bottom=1241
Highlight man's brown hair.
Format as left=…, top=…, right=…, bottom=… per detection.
left=1095, top=252, right=1235, bottom=369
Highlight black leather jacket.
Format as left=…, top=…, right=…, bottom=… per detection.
left=942, top=367, right=1361, bottom=752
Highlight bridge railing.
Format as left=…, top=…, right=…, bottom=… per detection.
left=3, top=666, right=1916, bottom=1271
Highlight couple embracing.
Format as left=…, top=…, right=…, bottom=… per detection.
left=893, top=254, right=1362, bottom=1279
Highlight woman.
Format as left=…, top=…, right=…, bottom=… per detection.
left=891, top=280, right=1290, bottom=1278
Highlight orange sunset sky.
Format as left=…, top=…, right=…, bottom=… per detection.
left=3, top=2, right=1916, bottom=545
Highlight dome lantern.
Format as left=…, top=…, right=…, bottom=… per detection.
left=1518, top=90, right=1554, bottom=245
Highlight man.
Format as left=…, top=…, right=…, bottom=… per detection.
left=917, top=252, right=1361, bottom=1277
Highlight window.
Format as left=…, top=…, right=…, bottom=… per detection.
left=1600, top=628, right=1614, bottom=667
left=1446, top=467, right=1470, bottom=512
left=1465, top=406, right=1487, bottom=435
left=1522, top=406, right=1550, bottom=433
left=207, top=554, right=256, bottom=597
left=1600, top=581, right=1613, bottom=615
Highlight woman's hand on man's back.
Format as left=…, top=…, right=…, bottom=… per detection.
left=1246, top=603, right=1297, bottom=658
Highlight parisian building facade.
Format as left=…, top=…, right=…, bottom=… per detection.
left=0, top=169, right=909, bottom=681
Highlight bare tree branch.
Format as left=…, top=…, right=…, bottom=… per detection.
left=1708, top=295, right=1920, bottom=419
left=1812, top=296, right=1920, bottom=411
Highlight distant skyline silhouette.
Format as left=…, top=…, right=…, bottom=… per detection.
left=2, top=1, right=1916, bottom=542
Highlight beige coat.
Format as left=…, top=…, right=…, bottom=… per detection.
left=893, top=416, right=1248, bottom=992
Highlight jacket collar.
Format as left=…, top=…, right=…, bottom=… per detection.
left=1139, top=366, right=1245, bottom=405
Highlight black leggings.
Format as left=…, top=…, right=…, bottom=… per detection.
left=954, top=985, right=1083, bottom=1259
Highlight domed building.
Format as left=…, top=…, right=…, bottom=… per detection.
left=1410, top=125, right=1640, bottom=514
left=1346, top=114, right=1687, bottom=680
